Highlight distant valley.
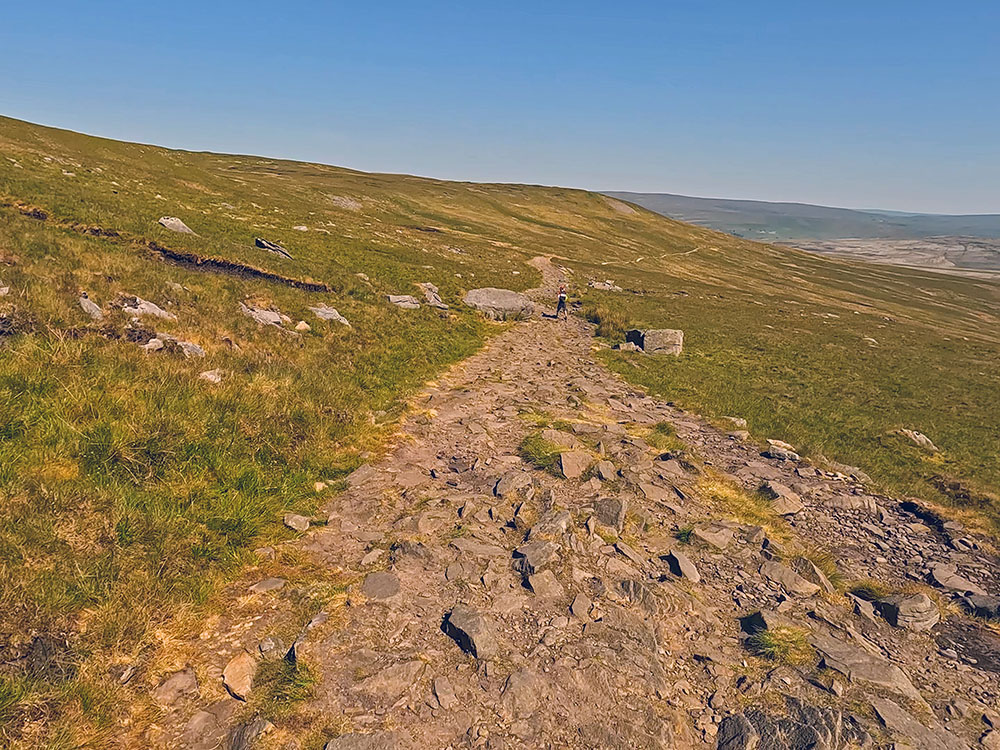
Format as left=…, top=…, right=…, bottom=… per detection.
left=605, top=191, right=1000, bottom=274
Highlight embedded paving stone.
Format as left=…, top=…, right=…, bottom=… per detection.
left=353, top=660, right=424, bottom=700
left=810, top=631, right=925, bottom=704
left=875, top=593, right=940, bottom=631
left=760, top=561, right=820, bottom=597
left=450, top=537, right=506, bottom=557
left=716, top=713, right=758, bottom=750
left=501, top=668, right=546, bottom=718
left=495, top=470, right=533, bottom=498
left=691, top=523, right=734, bottom=549
left=541, top=428, right=579, bottom=448
left=930, top=562, right=987, bottom=595
left=871, top=697, right=965, bottom=750
left=152, top=666, right=199, bottom=706
left=361, top=571, right=400, bottom=600
left=432, top=675, right=458, bottom=710
left=760, top=481, right=805, bottom=515
left=283, top=513, right=310, bottom=532
left=593, top=497, right=627, bottom=531
left=725, top=698, right=871, bottom=750
left=558, top=450, right=591, bottom=479
left=225, top=718, right=274, bottom=750
left=513, top=540, right=559, bottom=576
left=527, top=569, right=566, bottom=599
left=323, top=731, right=409, bottom=750
left=181, top=699, right=238, bottom=750
left=222, top=651, right=257, bottom=701
left=442, top=605, right=497, bottom=659
left=664, top=549, right=700, bottom=583
left=248, top=577, right=286, bottom=594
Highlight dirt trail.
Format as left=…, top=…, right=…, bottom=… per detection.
left=155, top=259, right=1000, bottom=750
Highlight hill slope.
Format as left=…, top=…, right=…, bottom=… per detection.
left=1, top=116, right=999, bottom=746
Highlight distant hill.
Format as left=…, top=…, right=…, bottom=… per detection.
left=603, top=191, right=1000, bottom=242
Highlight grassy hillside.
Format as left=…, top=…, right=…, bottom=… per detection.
left=1, top=115, right=999, bottom=746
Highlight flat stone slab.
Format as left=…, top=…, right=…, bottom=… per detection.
left=810, top=631, right=924, bottom=705
left=930, top=562, right=987, bottom=595
left=361, top=571, right=400, bottom=600
left=450, top=537, right=506, bottom=557
left=760, top=561, right=820, bottom=597
left=248, top=577, right=286, bottom=594
left=353, top=660, right=425, bottom=700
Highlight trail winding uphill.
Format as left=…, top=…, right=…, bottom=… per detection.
left=154, top=260, right=1000, bottom=750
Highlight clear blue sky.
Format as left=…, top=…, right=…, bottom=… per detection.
left=2, top=1, right=998, bottom=213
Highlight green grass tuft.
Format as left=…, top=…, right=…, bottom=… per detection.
left=518, top=432, right=562, bottom=474
left=848, top=579, right=892, bottom=601
left=746, top=626, right=814, bottom=665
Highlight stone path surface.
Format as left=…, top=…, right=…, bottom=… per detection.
left=154, top=259, right=1000, bottom=749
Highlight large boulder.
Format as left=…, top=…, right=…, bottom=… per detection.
left=463, top=288, right=534, bottom=320
left=625, top=328, right=683, bottom=355
left=875, top=593, right=940, bottom=631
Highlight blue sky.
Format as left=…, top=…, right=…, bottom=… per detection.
left=2, top=1, right=998, bottom=213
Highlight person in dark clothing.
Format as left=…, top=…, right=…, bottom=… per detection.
left=556, top=284, right=568, bottom=320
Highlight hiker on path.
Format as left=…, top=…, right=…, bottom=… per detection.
left=556, top=284, right=568, bottom=320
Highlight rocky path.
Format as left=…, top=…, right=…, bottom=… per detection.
left=155, top=260, right=1000, bottom=750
